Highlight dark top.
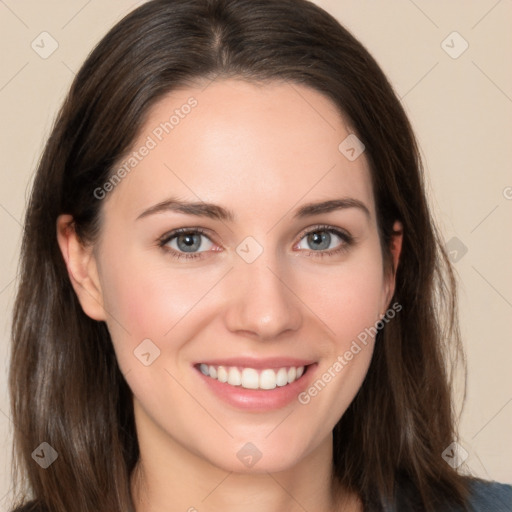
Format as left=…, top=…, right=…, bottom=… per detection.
left=467, top=480, right=512, bottom=511
left=10, top=478, right=512, bottom=511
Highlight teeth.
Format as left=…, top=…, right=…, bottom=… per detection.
left=198, top=364, right=306, bottom=389
left=276, top=367, right=288, bottom=387
left=217, top=366, right=228, bottom=383
left=260, top=369, right=277, bottom=389
left=227, top=367, right=242, bottom=386
left=241, top=368, right=259, bottom=389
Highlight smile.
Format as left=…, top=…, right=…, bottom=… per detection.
left=198, top=364, right=306, bottom=390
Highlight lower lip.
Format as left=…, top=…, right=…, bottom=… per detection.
left=195, top=364, right=318, bottom=412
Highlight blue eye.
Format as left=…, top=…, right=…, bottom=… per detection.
left=158, top=225, right=353, bottom=261
left=296, top=226, right=353, bottom=257
left=159, top=228, right=214, bottom=260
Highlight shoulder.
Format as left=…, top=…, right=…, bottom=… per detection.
left=465, top=478, right=512, bottom=511
left=11, top=481, right=512, bottom=512
left=391, top=476, right=512, bottom=511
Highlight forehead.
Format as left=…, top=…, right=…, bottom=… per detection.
left=104, top=79, right=375, bottom=223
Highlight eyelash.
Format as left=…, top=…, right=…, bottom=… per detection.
left=157, top=224, right=354, bottom=261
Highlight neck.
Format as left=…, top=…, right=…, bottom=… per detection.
left=130, top=399, right=361, bottom=512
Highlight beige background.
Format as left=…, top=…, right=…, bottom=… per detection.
left=1, top=0, right=511, bottom=507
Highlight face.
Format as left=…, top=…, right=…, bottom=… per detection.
left=60, top=78, right=401, bottom=474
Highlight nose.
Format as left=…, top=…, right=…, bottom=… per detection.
left=223, top=253, right=303, bottom=341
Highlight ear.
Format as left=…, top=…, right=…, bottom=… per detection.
left=383, top=220, right=403, bottom=307
left=56, top=214, right=106, bottom=321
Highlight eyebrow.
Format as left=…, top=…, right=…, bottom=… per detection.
left=136, top=196, right=371, bottom=222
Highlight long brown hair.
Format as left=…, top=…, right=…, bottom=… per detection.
left=9, top=0, right=470, bottom=510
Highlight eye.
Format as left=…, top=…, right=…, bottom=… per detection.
left=158, top=228, right=216, bottom=260
left=158, top=225, right=353, bottom=261
left=296, top=225, right=353, bottom=257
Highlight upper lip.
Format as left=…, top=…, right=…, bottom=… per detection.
left=195, top=357, right=316, bottom=370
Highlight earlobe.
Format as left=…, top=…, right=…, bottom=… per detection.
left=56, top=214, right=106, bottom=321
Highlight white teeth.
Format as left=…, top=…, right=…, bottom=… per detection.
left=217, top=365, right=228, bottom=383
left=241, top=368, right=259, bottom=389
left=227, top=367, right=242, bottom=386
left=260, top=369, right=277, bottom=389
left=198, top=364, right=306, bottom=390
left=276, top=367, right=288, bottom=387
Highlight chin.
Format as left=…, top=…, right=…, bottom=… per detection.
left=197, top=434, right=315, bottom=475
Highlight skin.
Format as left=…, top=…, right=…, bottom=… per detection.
left=57, top=78, right=402, bottom=512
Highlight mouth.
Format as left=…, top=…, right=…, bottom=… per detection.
left=193, top=358, right=317, bottom=411
left=196, top=363, right=308, bottom=390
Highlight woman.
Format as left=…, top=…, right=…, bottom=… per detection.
left=8, top=0, right=511, bottom=511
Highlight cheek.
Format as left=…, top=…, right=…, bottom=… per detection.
left=97, top=245, right=212, bottom=362
left=305, top=248, right=386, bottom=346
left=294, top=250, right=386, bottom=426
